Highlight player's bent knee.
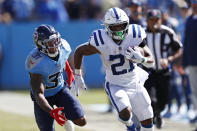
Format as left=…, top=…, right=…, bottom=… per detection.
left=73, top=116, right=87, bottom=126
left=141, top=118, right=153, bottom=125
left=119, top=107, right=131, bottom=121
left=140, top=118, right=154, bottom=131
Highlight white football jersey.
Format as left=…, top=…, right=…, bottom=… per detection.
left=89, top=24, right=146, bottom=87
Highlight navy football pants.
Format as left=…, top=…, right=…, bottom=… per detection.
left=32, top=87, right=84, bottom=131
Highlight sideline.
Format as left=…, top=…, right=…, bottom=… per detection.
left=0, top=91, right=34, bottom=117
left=0, top=91, right=195, bottom=131
left=0, top=91, right=124, bottom=131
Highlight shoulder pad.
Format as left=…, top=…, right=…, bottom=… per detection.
left=128, top=24, right=146, bottom=40
left=127, top=24, right=147, bottom=46
left=89, top=29, right=105, bottom=47
left=25, top=49, right=43, bottom=71
left=61, top=39, right=71, bottom=53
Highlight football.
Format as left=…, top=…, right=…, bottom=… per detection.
left=132, top=46, right=145, bottom=56
left=138, top=47, right=145, bottom=56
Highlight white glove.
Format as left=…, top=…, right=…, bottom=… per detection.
left=125, top=47, right=146, bottom=63
left=70, top=69, right=87, bottom=96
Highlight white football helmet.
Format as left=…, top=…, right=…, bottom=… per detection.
left=104, top=7, right=129, bottom=41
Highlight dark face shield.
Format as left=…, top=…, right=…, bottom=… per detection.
left=108, top=22, right=128, bottom=40
left=109, top=23, right=128, bottom=31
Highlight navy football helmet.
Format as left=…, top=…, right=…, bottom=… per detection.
left=33, top=24, right=61, bottom=57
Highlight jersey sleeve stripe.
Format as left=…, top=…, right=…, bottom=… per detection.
left=98, top=30, right=104, bottom=45
left=132, top=24, right=136, bottom=38
left=137, top=25, right=141, bottom=38
left=113, top=8, right=119, bottom=20
left=93, top=32, right=99, bottom=46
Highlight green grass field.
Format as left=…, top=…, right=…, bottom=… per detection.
left=0, top=88, right=108, bottom=131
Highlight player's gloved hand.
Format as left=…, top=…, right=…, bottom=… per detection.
left=125, top=46, right=146, bottom=63
left=50, top=107, right=66, bottom=126
left=72, top=69, right=87, bottom=96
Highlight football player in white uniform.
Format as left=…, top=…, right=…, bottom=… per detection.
left=74, top=7, right=155, bottom=131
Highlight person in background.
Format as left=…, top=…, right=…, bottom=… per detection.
left=25, top=24, right=86, bottom=131
left=162, top=3, right=188, bottom=118
left=161, top=8, right=178, bottom=31
left=176, top=1, right=192, bottom=113
left=127, top=0, right=146, bottom=27
left=12, top=0, right=34, bottom=21
left=34, top=0, right=69, bottom=22
left=177, top=1, right=190, bottom=42
left=183, top=0, right=197, bottom=129
left=144, top=9, right=182, bottom=129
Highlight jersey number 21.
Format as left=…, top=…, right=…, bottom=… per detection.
left=109, top=54, right=134, bottom=75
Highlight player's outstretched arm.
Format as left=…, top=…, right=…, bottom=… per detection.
left=73, top=43, right=100, bottom=96
left=30, top=73, right=53, bottom=113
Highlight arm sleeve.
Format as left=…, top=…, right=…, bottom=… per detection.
left=139, top=38, right=147, bottom=48
left=65, top=61, right=74, bottom=87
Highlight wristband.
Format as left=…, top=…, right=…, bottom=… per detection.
left=141, top=57, right=147, bottom=63
left=75, top=69, right=81, bottom=75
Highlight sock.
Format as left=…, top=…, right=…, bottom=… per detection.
left=141, top=123, right=154, bottom=131
left=127, top=124, right=136, bottom=131
left=64, top=120, right=75, bottom=131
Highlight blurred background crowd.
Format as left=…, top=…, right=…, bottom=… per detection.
left=0, top=0, right=192, bottom=24
left=0, top=0, right=197, bottom=130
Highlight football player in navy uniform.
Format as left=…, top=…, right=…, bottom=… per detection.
left=74, top=7, right=155, bottom=131
left=25, top=24, right=86, bottom=131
